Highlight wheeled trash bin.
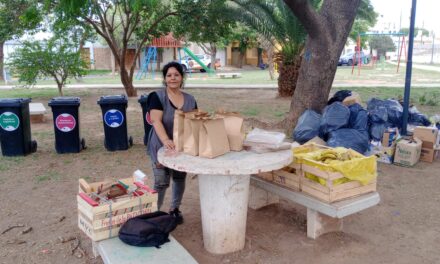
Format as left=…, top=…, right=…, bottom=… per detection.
left=97, top=95, right=133, bottom=151
left=48, top=97, right=85, bottom=154
left=0, top=98, right=37, bottom=156
left=138, top=93, right=153, bottom=146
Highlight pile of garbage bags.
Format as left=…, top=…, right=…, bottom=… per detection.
left=293, top=93, right=432, bottom=155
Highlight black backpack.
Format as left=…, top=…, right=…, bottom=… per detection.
left=118, top=211, right=178, bottom=248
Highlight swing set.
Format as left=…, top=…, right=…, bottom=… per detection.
left=352, top=32, right=407, bottom=75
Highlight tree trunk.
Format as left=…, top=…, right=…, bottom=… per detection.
left=238, top=52, right=245, bottom=68
left=0, top=41, right=4, bottom=81
left=120, top=67, right=137, bottom=97
left=209, top=44, right=217, bottom=70
left=277, top=56, right=302, bottom=97
left=284, top=0, right=361, bottom=131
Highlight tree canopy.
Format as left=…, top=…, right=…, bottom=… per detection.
left=53, top=0, right=178, bottom=96
left=0, top=0, right=42, bottom=81
left=9, top=36, right=88, bottom=95
left=369, top=35, right=396, bottom=57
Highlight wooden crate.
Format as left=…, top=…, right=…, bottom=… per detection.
left=77, top=178, right=158, bottom=241
left=253, top=171, right=274, bottom=181
left=300, top=164, right=376, bottom=203
left=272, top=163, right=301, bottom=191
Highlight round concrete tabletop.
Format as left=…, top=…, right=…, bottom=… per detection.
left=157, top=148, right=293, bottom=175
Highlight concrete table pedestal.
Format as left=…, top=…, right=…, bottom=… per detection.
left=158, top=148, right=292, bottom=254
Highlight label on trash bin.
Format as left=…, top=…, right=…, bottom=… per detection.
left=104, top=109, right=124, bottom=128
left=0, top=112, right=20, bottom=131
left=55, top=113, right=76, bottom=132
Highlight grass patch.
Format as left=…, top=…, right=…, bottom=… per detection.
left=0, top=156, right=25, bottom=172
left=35, top=171, right=61, bottom=183
left=241, top=106, right=260, bottom=117
left=0, top=88, right=90, bottom=100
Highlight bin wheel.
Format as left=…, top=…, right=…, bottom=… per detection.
left=129, top=136, right=133, bottom=147
left=81, top=138, right=87, bottom=150
left=30, top=140, right=37, bottom=153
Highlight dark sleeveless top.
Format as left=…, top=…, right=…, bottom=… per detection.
left=147, top=89, right=197, bottom=164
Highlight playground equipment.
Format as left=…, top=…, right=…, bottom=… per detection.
left=136, top=34, right=182, bottom=80
left=352, top=32, right=406, bottom=75
left=136, top=46, right=157, bottom=80
left=177, top=47, right=215, bottom=75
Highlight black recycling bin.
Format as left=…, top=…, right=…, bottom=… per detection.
left=48, top=97, right=86, bottom=154
left=97, top=95, right=133, bottom=151
left=0, top=98, right=37, bottom=156
left=138, top=93, right=152, bottom=146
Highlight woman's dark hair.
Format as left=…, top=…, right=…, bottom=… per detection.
left=162, top=61, right=185, bottom=79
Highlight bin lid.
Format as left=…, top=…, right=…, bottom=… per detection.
left=48, top=97, right=81, bottom=106
left=97, top=95, right=128, bottom=105
left=0, top=98, right=31, bottom=107
left=138, top=93, right=150, bottom=103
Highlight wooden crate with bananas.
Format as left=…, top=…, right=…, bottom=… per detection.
left=298, top=148, right=377, bottom=203
left=272, top=163, right=301, bottom=191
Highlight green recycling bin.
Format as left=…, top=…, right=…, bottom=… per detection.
left=0, top=98, right=37, bottom=156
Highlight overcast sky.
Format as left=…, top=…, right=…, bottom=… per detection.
left=370, top=0, right=440, bottom=35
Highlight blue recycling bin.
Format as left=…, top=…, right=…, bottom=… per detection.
left=0, top=98, right=37, bottom=156
left=97, top=95, right=133, bottom=151
left=48, top=97, right=86, bottom=154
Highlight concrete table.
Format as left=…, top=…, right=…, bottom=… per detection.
left=158, top=148, right=292, bottom=254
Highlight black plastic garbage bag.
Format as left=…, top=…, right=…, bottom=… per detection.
left=367, top=98, right=389, bottom=141
left=293, top=110, right=322, bottom=144
left=328, top=90, right=352, bottom=105
left=348, top=103, right=369, bottom=132
left=327, top=128, right=370, bottom=154
left=320, top=102, right=350, bottom=138
left=408, top=106, right=431, bottom=126
left=383, top=99, right=403, bottom=128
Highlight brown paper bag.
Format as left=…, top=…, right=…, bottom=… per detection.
left=199, top=118, right=230, bottom=158
left=183, top=111, right=208, bottom=156
left=215, top=111, right=245, bottom=151
left=173, top=110, right=185, bottom=152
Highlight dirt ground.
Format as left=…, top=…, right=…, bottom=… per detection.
left=0, top=88, right=439, bottom=264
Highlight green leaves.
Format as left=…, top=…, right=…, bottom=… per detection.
left=8, top=37, right=88, bottom=93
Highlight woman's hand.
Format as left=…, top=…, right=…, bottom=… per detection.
left=163, top=139, right=175, bottom=150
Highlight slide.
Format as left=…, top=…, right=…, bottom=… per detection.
left=182, top=47, right=214, bottom=74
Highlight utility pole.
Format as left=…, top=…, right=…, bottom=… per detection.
left=401, top=0, right=417, bottom=136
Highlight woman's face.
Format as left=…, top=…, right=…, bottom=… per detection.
left=165, top=67, right=183, bottom=90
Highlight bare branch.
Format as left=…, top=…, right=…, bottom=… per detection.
left=129, top=11, right=178, bottom=72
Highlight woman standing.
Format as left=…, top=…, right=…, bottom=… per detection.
left=147, top=61, right=197, bottom=224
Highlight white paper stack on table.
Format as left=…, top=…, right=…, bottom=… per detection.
left=243, top=128, right=291, bottom=153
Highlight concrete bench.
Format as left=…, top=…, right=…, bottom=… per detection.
left=216, top=72, right=242, bottom=79
left=249, top=176, right=380, bottom=239
left=92, top=235, right=198, bottom=264
left=29, top=103, right=47, bottom=123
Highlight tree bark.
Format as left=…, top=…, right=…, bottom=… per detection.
left=283, top=0, right=361, bottom=131
left=0, top=42, right=4, bottom=81
left=120, top=67, right=137, bottom=97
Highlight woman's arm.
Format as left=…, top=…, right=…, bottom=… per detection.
left=150, top=109, right=175, bottom=150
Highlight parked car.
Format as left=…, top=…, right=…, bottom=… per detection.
left=338, top=52, right=370, bottom=66
left=180, top=54, right=221, bottom=72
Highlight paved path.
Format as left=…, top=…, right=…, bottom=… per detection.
left=1, top=82, right=440, bottom=90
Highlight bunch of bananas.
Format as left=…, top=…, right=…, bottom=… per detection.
left=315, top=149, right=357, bottom=164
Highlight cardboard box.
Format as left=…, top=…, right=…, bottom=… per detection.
left=414, top=127, right=438, bottom=163
left=414, top=126, right=438, bottom=147
left=420, top=148, right=435, bottom=163
left=374, top=144, right=396, bottom=164
left=394, top=138, right=422, bottom=167
left=382, top=128, right=399, bottom=147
